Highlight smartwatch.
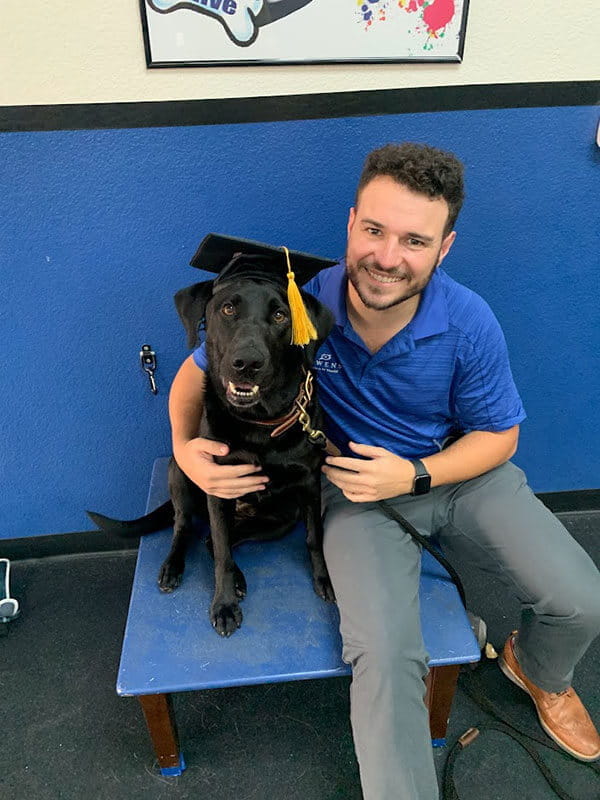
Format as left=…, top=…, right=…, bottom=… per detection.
left=410, top=459, right=431, bottom=496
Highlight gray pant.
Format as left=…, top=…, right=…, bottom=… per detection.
left=321, top=461, right=600, bottom=800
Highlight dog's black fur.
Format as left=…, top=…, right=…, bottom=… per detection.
left=88, top=275, right=335, bottom=636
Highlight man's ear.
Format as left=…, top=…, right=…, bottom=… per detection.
left=174, top=281, right=214, bottom=349
left=347, top=206, right=356, bottom=238
left=437, top=230, right=456, bottom=267
left=300, top=290, right=335, bottom=363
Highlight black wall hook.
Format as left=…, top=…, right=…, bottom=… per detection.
left=140, top=344, right=158, bottom=394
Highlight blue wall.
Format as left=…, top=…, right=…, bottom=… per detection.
left=1, top=105, right=599, bottom=539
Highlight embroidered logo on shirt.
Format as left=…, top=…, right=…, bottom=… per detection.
left=314, top=353, right=342, bottom=374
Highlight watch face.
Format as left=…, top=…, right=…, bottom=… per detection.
left=413, top=474, right=432, bottom=495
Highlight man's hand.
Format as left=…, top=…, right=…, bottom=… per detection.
left=174, top=438, right=269, bottom=499
left=322, top=441, right=415, bottom=502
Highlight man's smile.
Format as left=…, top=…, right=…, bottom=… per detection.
left=364, top=266, right=407, bottom=285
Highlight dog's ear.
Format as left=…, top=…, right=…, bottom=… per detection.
left=174, top=281, right=214, bottom=349
left=300, top=291, right=335, bottom=363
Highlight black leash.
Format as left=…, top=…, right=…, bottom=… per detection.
left=375, top=500, right=600, bottom=800
left=443, top=667, right=600, bottom=800
left=377, top=499, right=466, bottom=608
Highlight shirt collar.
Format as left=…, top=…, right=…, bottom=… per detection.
left=324, top=261, right=449, bottom=340
left=408, top=268, right=449, bottom=340
left=319, top=261, right=348, bottom=326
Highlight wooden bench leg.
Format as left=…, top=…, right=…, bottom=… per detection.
left=424, top=664, right=461, bottom=746
left=138, top=693, right=186, bottom=775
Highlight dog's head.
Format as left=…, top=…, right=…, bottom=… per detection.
left=174, top=278, right=334, bottom=410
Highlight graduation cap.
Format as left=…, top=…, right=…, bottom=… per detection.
left=190, top=233, right=336, bottom=346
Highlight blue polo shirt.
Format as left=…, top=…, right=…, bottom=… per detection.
left=192, top=262, right=526, bottom=459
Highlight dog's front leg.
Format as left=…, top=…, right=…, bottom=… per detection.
left=158, top=459, right=201, bottom=592
left=303, top=487, right=335, bottom=603
left=158, top=505, right=193, bottom=592
left=207, top=495, right=243, bottom=636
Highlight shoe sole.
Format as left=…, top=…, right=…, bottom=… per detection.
left=499, top=654, right=600, bottom=762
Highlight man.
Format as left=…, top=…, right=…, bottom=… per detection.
left=170, top=143, right=600, bottom=799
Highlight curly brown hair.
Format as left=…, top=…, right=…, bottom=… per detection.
left=356, top=143, right=465, bottom=236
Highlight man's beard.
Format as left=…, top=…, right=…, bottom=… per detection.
left=345, top=250, right=441, bottom=311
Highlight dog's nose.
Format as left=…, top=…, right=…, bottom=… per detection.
left=232, top=356, right=265, bottom=374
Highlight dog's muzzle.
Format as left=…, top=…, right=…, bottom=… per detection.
left=221, top=377, right=262, bottom=407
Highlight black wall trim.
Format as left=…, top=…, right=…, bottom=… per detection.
left=537, top=488, right=600, bottom=514
left=1, top=489, right=598, bottom=561
left=1, top=81, right=598, bottom=132
left=1, top=530, right=140, bottom=561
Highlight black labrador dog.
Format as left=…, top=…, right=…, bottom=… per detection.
left=88, top=275, right=335, bottom=636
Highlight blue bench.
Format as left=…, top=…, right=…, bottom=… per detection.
left=117, top=457, right=480, bottom=775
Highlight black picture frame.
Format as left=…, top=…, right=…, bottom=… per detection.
left=140, top=0, right=470, bottom=68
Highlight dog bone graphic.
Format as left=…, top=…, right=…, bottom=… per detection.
left=148, top=0, right=265, bottom=47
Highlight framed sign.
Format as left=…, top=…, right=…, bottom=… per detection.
left=140, top=0, right=470, bottom=67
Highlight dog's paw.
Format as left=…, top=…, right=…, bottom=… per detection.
left=309, top=552, right=336, bottom=602
left=158, top=559, right=184, bottom=593
left=210, top=600, right=243, bottom=637
left=313, top=573, right=336, bottom=603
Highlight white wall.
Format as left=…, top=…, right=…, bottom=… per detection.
left=1, top=1, right=599, bottom=106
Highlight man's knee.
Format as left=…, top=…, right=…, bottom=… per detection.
left=342, top=616, right=429, bottom=686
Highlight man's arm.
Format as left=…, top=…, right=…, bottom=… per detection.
left=169, top=354, right=207, bottom=457
left=322, top=425, right=519, bottom=503
left=422, top=426, right=519, bottom=488
left=169, top=354, right=269, bottom=499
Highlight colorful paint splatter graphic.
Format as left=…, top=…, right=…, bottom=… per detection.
left=356, top=0, right=456, bottom=50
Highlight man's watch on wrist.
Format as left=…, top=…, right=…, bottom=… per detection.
left=410, top=459, right=432, bottom=496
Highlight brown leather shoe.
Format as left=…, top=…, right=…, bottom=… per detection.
left=499, top=630, right=600, bottom=761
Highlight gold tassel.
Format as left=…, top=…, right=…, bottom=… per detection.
left=281, top=246, right=317, bottom=346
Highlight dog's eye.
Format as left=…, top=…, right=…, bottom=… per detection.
left=272, top=310, right=288, bottom=324
left=221, top=303, right=235, bottom=316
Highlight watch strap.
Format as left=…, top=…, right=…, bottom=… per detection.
left=411, top=459, right=428, bottom=478
left=410, top=458, right=431, bottom=495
